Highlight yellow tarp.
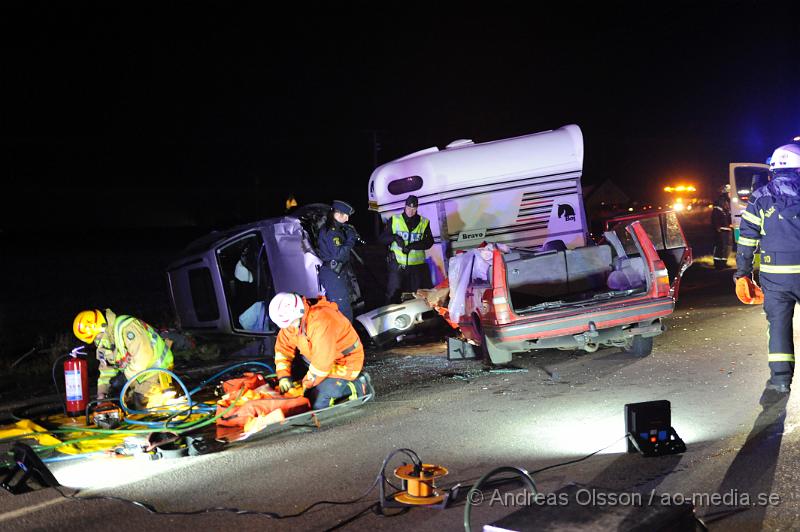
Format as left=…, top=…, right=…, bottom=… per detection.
left=1, top=409, right=212, bottom=456
left=0, top=419, right=64, bottom=447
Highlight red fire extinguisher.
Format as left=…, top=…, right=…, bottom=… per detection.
left=64, top=346, right=89, bottom=417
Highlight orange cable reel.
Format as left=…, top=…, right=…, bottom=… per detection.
left=393, top=463, right=449, bottom=505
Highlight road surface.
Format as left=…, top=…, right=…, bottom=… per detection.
left=2, top=263, right=799, bottom=531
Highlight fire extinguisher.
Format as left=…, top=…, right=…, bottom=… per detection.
left=64, top=346, right=89, bottom=417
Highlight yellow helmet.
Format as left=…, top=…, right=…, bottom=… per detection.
left=73, top=309, right=107, bottom=344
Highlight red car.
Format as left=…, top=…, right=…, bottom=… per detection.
left=459, top=211, right=692, bottom=364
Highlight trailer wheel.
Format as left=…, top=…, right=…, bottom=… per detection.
left=623, top=335, right=653, bottom=357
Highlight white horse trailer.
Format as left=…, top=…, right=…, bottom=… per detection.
left=367, top=124, right=588, bottom=285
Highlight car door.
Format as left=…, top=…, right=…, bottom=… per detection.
left=605, top=211, right=693, bottom=298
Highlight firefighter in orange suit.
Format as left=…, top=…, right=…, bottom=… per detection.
left=268, top=292, right=370, bottom=409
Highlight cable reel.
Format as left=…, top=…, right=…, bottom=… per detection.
left=392, top=463, right=449, bottom=506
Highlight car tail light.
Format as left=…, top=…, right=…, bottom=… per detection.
left=651, top=259, right=670, bottom=298
left=491, top=249, right=512, bottom=325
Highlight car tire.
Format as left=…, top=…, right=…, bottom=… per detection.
left=354, top=321, right=382, bottom=353
left=623, top=335, right=653, bottom=357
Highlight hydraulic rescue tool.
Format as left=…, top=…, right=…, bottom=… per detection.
left=88, top=401, right=124, bottom=429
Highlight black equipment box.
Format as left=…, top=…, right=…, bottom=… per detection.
left=624, top=400, right=686, bottom=457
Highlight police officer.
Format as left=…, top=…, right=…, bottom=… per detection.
left=711, top=187, right=733, bottom=269
left=317, top=200, right=358, bottom=321
left=735, top=143, right=800, bottom=394
left=380, top=195, right=434, bottom=304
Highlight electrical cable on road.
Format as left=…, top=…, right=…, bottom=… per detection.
left=46, top=447, right=423, bottom=522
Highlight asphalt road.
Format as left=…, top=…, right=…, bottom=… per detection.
left=3, top=262, right=800, bottom=531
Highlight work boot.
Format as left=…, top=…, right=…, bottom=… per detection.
left=766, top=381, right=791, bottom=393
left=761, top=379, right=791, bottom=407
left=356, top=371, right=373, bottom=397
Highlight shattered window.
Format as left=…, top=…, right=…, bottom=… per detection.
left=639, top=216, right=665, bottom=250
left=664, top=212, right=685, bottom=249
left=217, top=232, right=275, bottom=332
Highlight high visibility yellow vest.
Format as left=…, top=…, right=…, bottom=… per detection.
left=390, top=215, right=429, bottom=266
left=98, top=316, right=175, bottom=389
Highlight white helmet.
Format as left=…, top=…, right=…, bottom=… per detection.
left=268, top=292, right=305, bottom=328
left=769, top=144, right=800, bottom=170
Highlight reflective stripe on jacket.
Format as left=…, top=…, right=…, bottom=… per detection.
left=390, top=214, right=429, bottom=266
left=97, top=315, right=174, bottom=389
left=274, top=297, right=364, bottom=387
left=737, top=175, right=800, bottom=277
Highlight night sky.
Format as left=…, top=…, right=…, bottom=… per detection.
left=2, top=2, right=799, bottom=231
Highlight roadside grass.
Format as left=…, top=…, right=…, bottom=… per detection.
left=692, top=253, right=736, bottom=269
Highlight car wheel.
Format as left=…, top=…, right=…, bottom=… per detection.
left=623, top=335, right=653, bottom=357
left=354, top=321, right=382, bottom=353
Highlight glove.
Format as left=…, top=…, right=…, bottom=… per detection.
left=402, top=244, right=410, bottom=254
left=344, top=224, right=365, bottom=245
left=393, top=234, right=405, bottom=247
left=733, top=270, right=751, bottom=284
left=278, top=377, right=292, bottom=394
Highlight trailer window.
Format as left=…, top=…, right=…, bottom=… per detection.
left=388, top=176, right=423, bottom=195
left=188, top=267, right=219, bottom=321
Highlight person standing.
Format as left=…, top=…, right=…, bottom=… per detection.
left=711, top=188, right=733, bottom=269
left=380, top=195, right=434, bottom=304
left=317, top=200, right=358, bottom=321
left=735, top=143, right=800, bottom=394
left=268, top=292, right=370, bottom=409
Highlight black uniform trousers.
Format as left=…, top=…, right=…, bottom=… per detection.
left=762, top=279, right=800, bottom=386
left=385, top=259, right=431, bottom=304
left=319, top=266, right=353, bottom=322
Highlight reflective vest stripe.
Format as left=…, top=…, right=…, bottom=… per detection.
left=760, top=264, right=800, bottom=274
left=390, top=215, right=429, bottom=266
left=341, top=341, right=359, bottom=355
left=737, top=236, right=759, bottom=247
left=769, top=353, right=796, bottom=362
left=346, top=381, right=358, bottom=400
left=308, top=363, right=330, bottom=377
left=741, top=210, right=761, bottom=226
left=98, top=367, right=117, bottom=387
left=114, top=316, right=173, bottom=383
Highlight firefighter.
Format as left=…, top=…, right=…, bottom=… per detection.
left=73, top=309, right=175, bottom=409
left=735, top=143, right=800, bottom=393
left=317, top=200, right=359, bottom=322
left=268, top=292, right=370, bottom=409
left=379, top=194, right=434, bottom=303
left=711, top=187, right=733, bottom=269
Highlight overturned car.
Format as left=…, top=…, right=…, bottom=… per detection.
left=166, top=205, right=364, bottom=339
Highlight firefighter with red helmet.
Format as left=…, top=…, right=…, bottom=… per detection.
left=73, top=309, right=175, bottom=409
left=269, top=292, right=370, bottom=409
